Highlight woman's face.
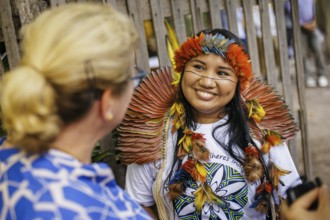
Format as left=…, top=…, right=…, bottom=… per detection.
left=181, top=53, right=238, bottom=123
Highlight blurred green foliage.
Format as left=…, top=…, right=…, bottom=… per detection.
left=92, top=143, right=113, bottom=163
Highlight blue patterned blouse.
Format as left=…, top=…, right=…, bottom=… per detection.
left=0, top=144, right=151, bottom=220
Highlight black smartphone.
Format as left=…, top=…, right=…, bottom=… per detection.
left=286, top=177, right=322, bottom=210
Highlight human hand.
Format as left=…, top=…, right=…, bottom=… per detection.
left=280, top=185, right=330, bottom=220
left=301, top=19, right=317, bottom=32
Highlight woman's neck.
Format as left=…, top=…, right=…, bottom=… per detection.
left=51, top=125, right=100, bottom=163
left=50, top=113, right=106, bottom=163
left=196, top=111, right=227, bottom=124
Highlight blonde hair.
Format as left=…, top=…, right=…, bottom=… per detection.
left=0, top=3, right=139, bottom=153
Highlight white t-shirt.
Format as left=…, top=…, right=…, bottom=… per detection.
left=126, top=117, right=301, bottom=220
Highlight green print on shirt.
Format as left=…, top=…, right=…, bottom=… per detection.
left=173, top=163, right=248, bottom=220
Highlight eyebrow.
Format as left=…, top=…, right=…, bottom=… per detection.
left=190, top=58, right=234, bottom=72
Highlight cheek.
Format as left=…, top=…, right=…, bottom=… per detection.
left=180, top=78, right=188, bottom=96
left=123, top=86, right=134, bottom=110
left=114, top=86, right=134, bottom=124
left=220, top=82, right=237, bottom=96
left=181, top=75, right=194, bottom=94
left=229, top=88, right=237, bottom=98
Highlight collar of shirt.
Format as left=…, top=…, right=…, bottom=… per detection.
left=0, top=147, right=115, bottom=186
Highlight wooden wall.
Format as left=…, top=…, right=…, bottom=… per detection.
left=0, top=0, right=312, bottom=183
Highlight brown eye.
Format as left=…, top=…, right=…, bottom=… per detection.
left=217, top=71, right=228, bottom=76
left=193, top=64, right=204, bottom=71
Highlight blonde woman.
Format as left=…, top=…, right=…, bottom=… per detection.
left=0, top=3, right=151, bottom=219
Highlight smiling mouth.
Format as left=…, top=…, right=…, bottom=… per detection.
left=196, top=89, right=216, bottom=99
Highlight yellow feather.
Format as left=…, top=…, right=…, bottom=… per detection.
left=164, top=20, right=181, bottom=86
left=196, top=162, right=207, bottom=178
left=166, top=36, right=176, bottom=68
left=178, top=135, right=185, bottom=145
left=175, top=102, right=184, bottom=114
left=248, top=100, right=253, bottom=118
left=270, top=162, right=292, bottom=189
left=147, top=118, right=163, bottom=124
left=164, top=20, right=179, bottom=51
left=205, top=184, right=228, bottom=208
left=272, top=162, right=292, bottom=176
left=171, top=72, right=181, bottom=86
left=194, top=185, right=207, bottom=211
left=183, top=135, right=192, bottom=152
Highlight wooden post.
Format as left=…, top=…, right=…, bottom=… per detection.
left=0, top=54, right=5, bottom=78
left=0, top=16, right=5, bottom=77
left=13, top=0, right=48, bottom=27
left=224, top=0, right=238, bottom=35
left=103, top=0, right=117, bottom=7
left=259, top=0, right=277, bottom=86
left=0, top=28, right=3, bottom=42
left=49, top=0, right=66, bottom=7
left=170, top=0, right=188, bottom=44
left=242, top=0, right=261, bottom=77
left=127, top=0, right=150, bottom=71
left=208, top=0, right=224, bottom=29
left=0, top=0, right=20, bottom=69
left=189, top=0, right=198, bottom=34
left=150, top=0, right=170, bottom=67
left=290, top=0, right=312, bottom=179
left=273, top=0, right=298, bottom=165
left=194, top=0, right=206, bottom=31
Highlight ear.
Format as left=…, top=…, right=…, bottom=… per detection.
left=100, top=88, right=114, bottom=121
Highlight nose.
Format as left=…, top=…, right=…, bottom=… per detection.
left=198, top=71, right=217, bottom=87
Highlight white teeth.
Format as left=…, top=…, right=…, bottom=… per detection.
left=197, top=90, right=214, bottom=98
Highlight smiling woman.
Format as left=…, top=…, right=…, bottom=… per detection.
left=119, top=28, right=300, bottom=220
